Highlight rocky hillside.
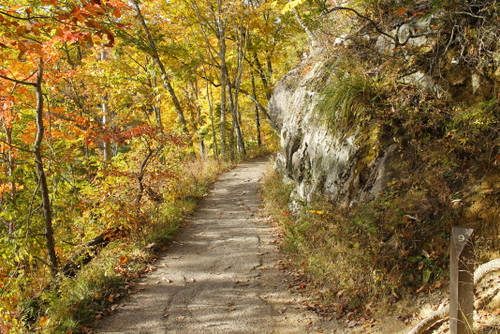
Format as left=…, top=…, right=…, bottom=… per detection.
left=267, top=0, right=500, bottom=308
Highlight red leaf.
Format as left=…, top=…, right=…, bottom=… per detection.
left=395, top=8, right=406, bottom=15
left=412, top=11, right=426, bottom=17
left=17, top=50, right=26, bottom=60
left=104, top=31, right=115, bottom=47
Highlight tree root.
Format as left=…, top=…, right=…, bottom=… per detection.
left=407, top=305, right=449, bottom=334
left=407, top=259, right=500, bottom=334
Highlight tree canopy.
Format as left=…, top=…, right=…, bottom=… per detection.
left=0, top=0, right=304, bottom=331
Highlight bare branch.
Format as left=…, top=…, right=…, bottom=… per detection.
left=0, top=73, right=37, bottom=86
left=323, top=6, right=397, bottom=44
left=0, top=10, right=50, bottom=21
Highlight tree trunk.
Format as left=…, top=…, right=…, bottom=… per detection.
left=34, top=60, right=58, bottom=277
left=251, top=72, right=262, bottom=147
left=135, top=147, right=155, bottom=207
left=231, top=23, right=248, bottom=158
left=102, top=103, right=112, bottom=162
left=2, top=124, right=16, bottom=235
left=217, top=0, right=228, bottom=160
left=206, top=81, right=219, bottom=157
left=131, top=0, right=188, bottom=132
left=251, top=51, right=272, bottom=100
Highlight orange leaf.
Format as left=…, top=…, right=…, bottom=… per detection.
left=395, top=8, right=406, bottom=15
left=17, top=48, right=26, bottom=60
left=16, top=26, right=26, bottom=35
left=412, top=11, right=426, bottom=17
left=39, top=316, right=49, bottom=326
left=113, top=7, right=121, bottom=18
left=7, top=6, right=22, bottom=14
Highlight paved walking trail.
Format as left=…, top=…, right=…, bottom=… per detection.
left=94, top=156, right=334, bottom=334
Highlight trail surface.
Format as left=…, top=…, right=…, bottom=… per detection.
left=94, top=156, right=500, bottom=334
left=94, top=156, right=330, bottom=334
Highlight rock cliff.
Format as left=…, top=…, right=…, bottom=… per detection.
left=269, top=4, right=500, bottom=212
left=264, top=0, right=500, bottom=321
left=269, top=53, right=398, bottom=206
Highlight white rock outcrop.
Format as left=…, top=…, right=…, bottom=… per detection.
left=269, top=54, right=398, bottom=205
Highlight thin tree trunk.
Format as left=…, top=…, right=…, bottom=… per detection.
left=251, top=72, right=262, bottom=147
left=217, top=0, right=228, bottom=160
left=251, top=51, right=272, bottom=100
left=154, top=106, right=162, bottom=128
left=131, top=0, right=187, bottom=132
left=153, top=74, right=163, bottom=127
left=34, top=60, right=58, bottom=277
left=135, top=147, right=155, bottom=206
left=4, top=125, right=17, bottom=202
left=228, top=88, right=235, bottom=160
left=102, top=103, right=112, bottom=162
left=206, top=81, right=219, bottom=157
left=231, top=23, right=248, bottom=157
left=3, top=124, right=16, bottom=235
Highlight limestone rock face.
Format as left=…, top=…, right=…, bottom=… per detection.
left=269, top=56, right=397, bottom=205
left=269, top=13, right=497, bottom=206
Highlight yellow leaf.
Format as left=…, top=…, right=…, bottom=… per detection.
left=308, top=210, right=324, bottom=215
left=281, top=0, right=306, bottom=13
left=8, top=6, right=23, bottom=14
left=39, top=316, right=49, bottom=326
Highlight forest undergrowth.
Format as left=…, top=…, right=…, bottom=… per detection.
left=0, top=0, right=291, bottom=332
left=262, top=0, right=500, bottom=327
left=1, top=155, right=232, bottom=334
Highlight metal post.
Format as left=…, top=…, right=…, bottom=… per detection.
left=450, top=226, right=474, bottom=334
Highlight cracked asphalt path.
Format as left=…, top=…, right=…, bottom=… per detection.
left=94, top=156, right=329, bottom=334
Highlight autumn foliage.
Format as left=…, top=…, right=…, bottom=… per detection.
left=0, top=0, right=296, bottom=331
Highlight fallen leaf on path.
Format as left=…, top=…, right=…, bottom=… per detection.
left=347, top=320, right=359, bottom=328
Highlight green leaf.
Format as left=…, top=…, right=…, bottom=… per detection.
left=423, top=269, right=432, bottom=284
